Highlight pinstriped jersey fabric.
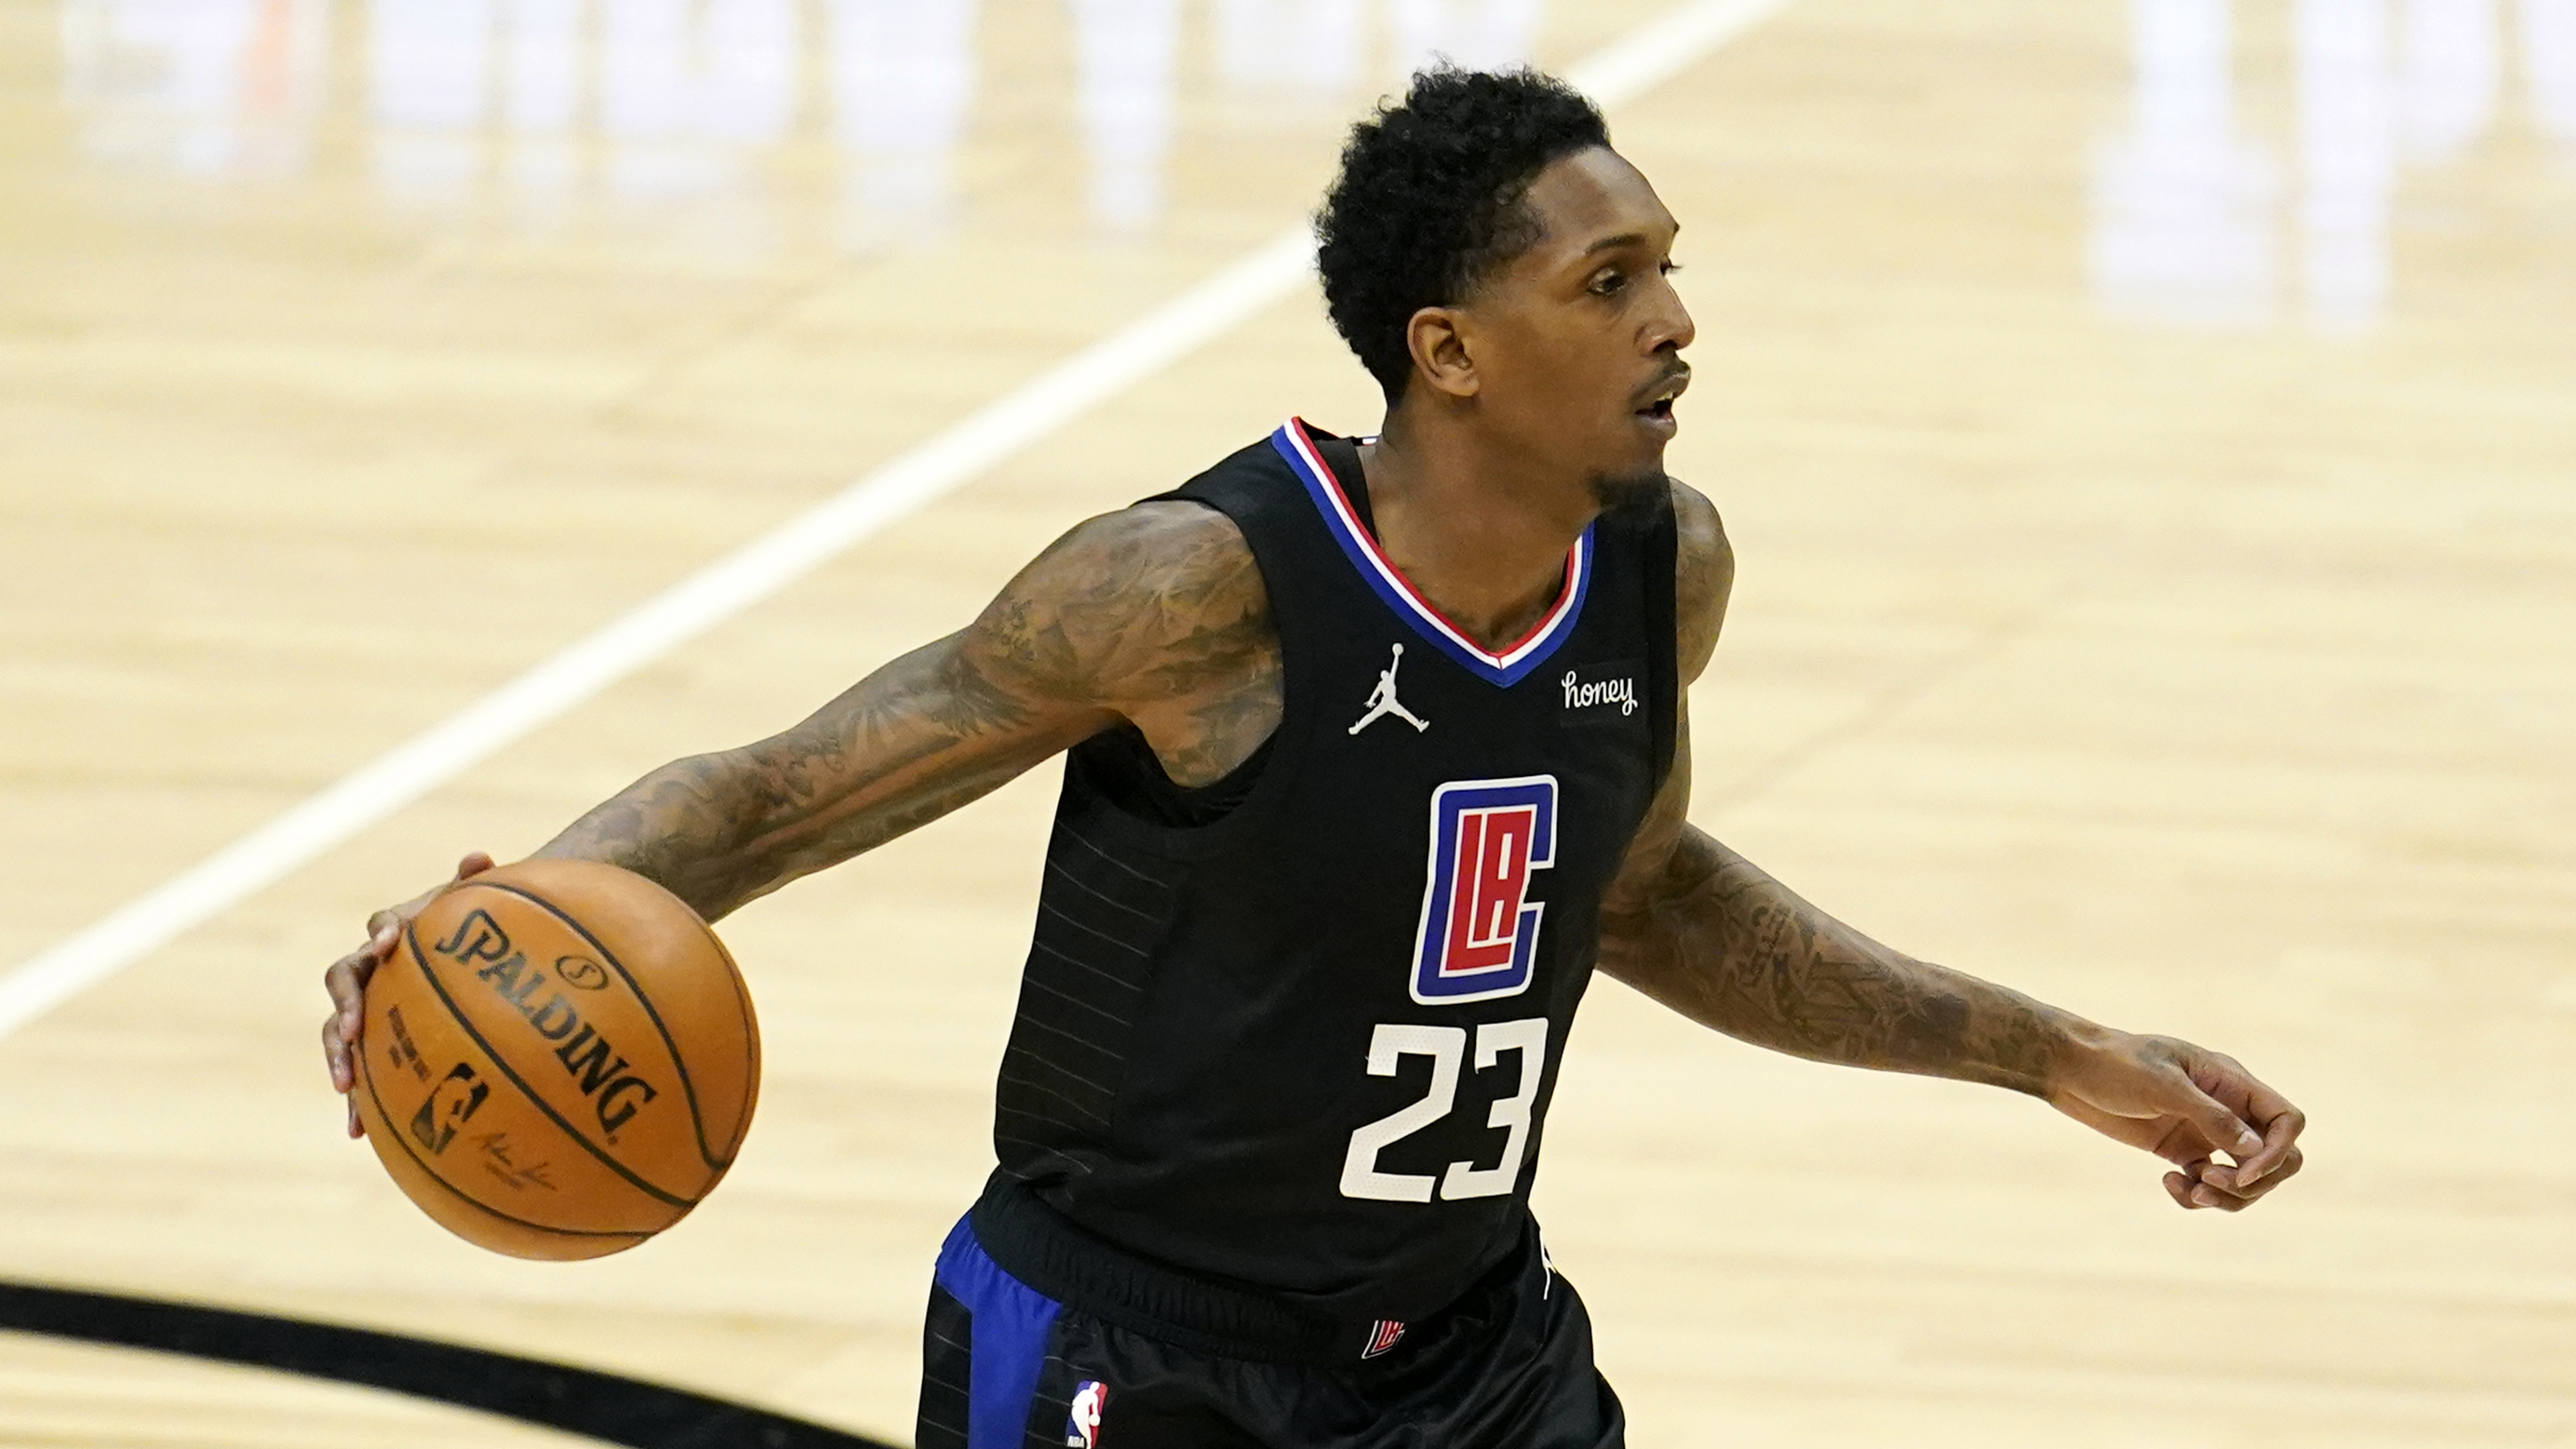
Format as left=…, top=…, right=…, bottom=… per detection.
left=989, top=426, right=1677, bottom=1321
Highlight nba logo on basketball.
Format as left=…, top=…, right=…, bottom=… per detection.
left=1410, top=776, right=1558, bottom=1004
left=1065, top=1379, right=1107, bottom=1447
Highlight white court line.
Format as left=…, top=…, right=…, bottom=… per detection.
left=0, top=0, right=1800, bottom=1041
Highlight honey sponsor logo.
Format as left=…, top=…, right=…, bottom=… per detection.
left=1560, top=667, right=1637, bottom=716
left=1558, top=659, right=1644, bottom=728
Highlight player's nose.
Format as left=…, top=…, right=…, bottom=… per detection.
left=1657, top=292, right=1697, bottom=355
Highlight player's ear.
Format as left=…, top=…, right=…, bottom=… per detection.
left=1405, top=306, right=1479, bottom=400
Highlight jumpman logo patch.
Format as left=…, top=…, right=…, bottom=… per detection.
left=1349, top=643, right=1431, bottom=736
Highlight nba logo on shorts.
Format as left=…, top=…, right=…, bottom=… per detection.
left=1409, top=776, right=1557, bottom=1005
left=1065, top=1379, right=1107, bottom=1447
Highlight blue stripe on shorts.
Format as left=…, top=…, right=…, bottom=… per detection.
left=933, top=1213, right=1065, bottom=1449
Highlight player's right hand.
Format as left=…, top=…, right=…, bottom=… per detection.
left=321, top=852, right=494, bottom=1139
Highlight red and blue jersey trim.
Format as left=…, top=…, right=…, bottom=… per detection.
left=1270, top=419, right=1593, bottom=689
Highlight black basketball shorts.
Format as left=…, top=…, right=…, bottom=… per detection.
left=913, top=1209, right=1625, bottom=1449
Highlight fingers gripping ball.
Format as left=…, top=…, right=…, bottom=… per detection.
left=356, top=859, right=760, bottom=1260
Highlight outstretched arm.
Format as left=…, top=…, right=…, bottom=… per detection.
left=534, top=501, right=1276, bottom=921
left=1594, top=482, right=2305, bottom=1210
left=323, top=501, right=1278, bottom=1132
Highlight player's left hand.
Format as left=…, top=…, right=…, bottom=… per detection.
left=2046, top=1033, right=2305, bottom=1212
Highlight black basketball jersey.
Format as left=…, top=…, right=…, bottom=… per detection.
left=984, top=420, right=1678, bottom=1324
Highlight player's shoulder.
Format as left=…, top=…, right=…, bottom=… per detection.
left=1001, top=498, right=1269, bottom=643
left=1666, top=476, right=1727, bottom=569
left=1665, top=477, right=1733, bottom=679
left=970, top=499, right=1271, bottom=705
left=1046, top=498, right=1263, bottom=605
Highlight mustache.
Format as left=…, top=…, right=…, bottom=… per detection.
left=1630, top=363, right=1692, bottom=409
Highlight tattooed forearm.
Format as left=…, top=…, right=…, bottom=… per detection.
left=1598, top=823, right=2075, bottom=1096
left=535, top=636, right=1063, bottom=919
left=533, top=501, right=1280, bottom=922
left=1593, top=481, right=2073, bottom=1093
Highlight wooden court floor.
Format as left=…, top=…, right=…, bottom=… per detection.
left=4, top=0, right=2575, bottom=1443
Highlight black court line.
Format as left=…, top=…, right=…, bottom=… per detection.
left=0, top=1281, right=898, bottom=1449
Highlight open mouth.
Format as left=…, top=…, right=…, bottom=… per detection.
left=1635, top=372, right=1687, bottom=424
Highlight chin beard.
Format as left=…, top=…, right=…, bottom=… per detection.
left=1589, top=466, right=1670, bottom=515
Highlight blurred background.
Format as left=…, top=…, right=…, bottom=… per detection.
left=2, top=1, right=2572, bottom=1445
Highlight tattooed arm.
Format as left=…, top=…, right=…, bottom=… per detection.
left=529, top=502, right=1278, bottom=920
left=1593, top=481, right=2306, bottom=1210
left=322, top=502, right=1278, bottom=1132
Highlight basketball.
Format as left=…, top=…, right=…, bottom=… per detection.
left=354, top=858, right=760, bottom=1261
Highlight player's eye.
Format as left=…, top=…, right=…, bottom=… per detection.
left=1589, top=269, right=1626, bottom=296
left=1659, top=260, right=1684, bottom=276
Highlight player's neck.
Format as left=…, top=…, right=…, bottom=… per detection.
left=1358, top=412, right=1596, bottom=653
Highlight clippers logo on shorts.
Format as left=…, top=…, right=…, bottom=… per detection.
left=1410, top=776, right=1558, bottom=1005
left=1362, top=1319, right=1408, bottom=1360
left=1065, top=1380, right=1107, bottom=1447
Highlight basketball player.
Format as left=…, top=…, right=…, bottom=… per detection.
left=322, top=71, right=2305, bottom=1448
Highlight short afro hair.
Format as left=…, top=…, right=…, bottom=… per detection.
left=1315, top=68, right=1611, bottom=404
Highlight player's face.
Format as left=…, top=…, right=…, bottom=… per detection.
left=1463, top=147, right=1693, bottom=505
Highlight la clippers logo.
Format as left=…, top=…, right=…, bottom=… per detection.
left=1410, top=776, right=1558, bottom=1005
left=1362, top=1319, right=1407, bottom=1360
left=1066, top=1379, right=1107, bottom=1447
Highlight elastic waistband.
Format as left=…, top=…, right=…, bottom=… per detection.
left=968, top=1174, right=1407, bottom=1366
